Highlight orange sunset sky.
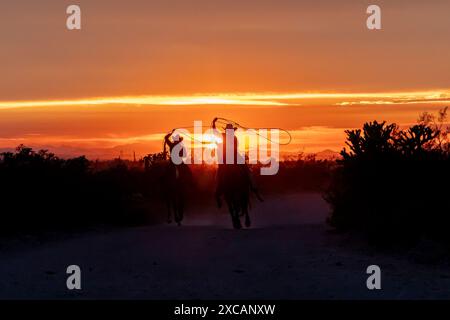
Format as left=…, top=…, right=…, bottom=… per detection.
left=1, top=0, right=449, bottom=159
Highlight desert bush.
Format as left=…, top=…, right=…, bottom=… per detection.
left=0, top=146, right=167, bottom=236
left=325, top=108, right=450, bottom=247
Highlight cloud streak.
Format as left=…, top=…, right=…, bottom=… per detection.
left=0, top=90, right=449, bottom=110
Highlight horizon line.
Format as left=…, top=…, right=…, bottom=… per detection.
left=0, top=89, right=450, bottom=110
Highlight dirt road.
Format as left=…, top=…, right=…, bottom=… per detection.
left=1, top=193, right=449, bottom=299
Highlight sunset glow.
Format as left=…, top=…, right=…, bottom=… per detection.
left=2, top=0, right=450, bottom=160
left=1, top=90, right=449, bottom=110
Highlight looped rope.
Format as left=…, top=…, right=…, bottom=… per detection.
left=163, top=125, right=211, bottom=159
left=214, top=117, right=292, bottom=146
left=163, top=118, right=292, bottom=153
left=166, top=125, right=212, bottom=144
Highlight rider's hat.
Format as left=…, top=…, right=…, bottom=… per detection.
left=172, top=134, right=184, bottom=142
left=225, top=123, right=238, bottom=131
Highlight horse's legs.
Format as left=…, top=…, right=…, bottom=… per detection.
left=237, top=206, right=244, bottom=217
left=228, top=200, right=242, bottom=229
left=167, top=198, right=173, bottom=224
left=242, top=195, right=251, bottom=227
left=244, top=206, right=251, bottom=228
left=233, top=210, right=242, bottom=229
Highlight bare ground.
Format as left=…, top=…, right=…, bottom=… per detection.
left=1, top=193, right=450, bottom=299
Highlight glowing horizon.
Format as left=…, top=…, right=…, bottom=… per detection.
left=0, top=89, right=449, bottom=110
left=2, top=1, right=450, bottom=160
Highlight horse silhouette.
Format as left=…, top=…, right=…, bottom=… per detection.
left=163, top=162, right=191, bottom=226
left=162, top=132, right=192, bottom=226
left=219, top=164, right=257, bottom=229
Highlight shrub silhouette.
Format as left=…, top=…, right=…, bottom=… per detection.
left=0, top=143, right=333, bottom=237
left=0, top=145, right=165, bottom=236
left=325, top=108, right=450, bottom=247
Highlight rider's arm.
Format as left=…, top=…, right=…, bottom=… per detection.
left=210, top=118, right=222, bottom=145
left=164, top=132, right=174, bottom=148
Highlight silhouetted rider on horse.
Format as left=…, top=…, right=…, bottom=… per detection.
left=212, top=118, right=262, bottom=209
left=163, top=130, right=192, bottom=225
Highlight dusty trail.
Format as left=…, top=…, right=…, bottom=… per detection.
left=1, top=193, right=449, bottom=299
